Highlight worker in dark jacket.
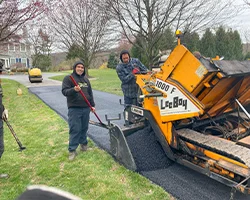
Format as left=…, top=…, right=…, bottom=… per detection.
left=116, top=50, right=148, bottom=107
left=0, top=61, right=9, bottom=178
left=62, top=61, right=95, bottom=161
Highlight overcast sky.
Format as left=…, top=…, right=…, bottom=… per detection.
left=228, top=0, right=250, bottom=42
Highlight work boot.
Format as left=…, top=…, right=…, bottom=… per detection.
left=0, top=174, right=9, bottom=179
left=80, top=144, right=87, bottom=152
left=68, top=151, right=77, bottom=161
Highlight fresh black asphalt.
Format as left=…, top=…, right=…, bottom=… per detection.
left=29, top=86, right=249, bottom=200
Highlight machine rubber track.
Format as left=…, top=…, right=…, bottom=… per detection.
left=177, top=129, right=250, bottom=167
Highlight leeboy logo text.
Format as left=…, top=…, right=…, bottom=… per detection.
left=155, top=79, right=189, bottom=110
left=160, top=96, right=187, bottom=110
left=154, top=79, right=200, bottom=116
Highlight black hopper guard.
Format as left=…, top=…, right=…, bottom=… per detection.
left=107, top=105, right=174, bottom=171
left=109, top=122, right=145, bottom=171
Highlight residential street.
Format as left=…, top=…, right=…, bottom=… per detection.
left=3, top=74, right=249, bottom=200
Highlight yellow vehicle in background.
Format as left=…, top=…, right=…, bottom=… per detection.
left=28, top=68, right=43, bottom=83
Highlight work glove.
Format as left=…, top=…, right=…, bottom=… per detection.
left=132, top=67, right=140, bottom=74
left=2, top=109, right=8, bottom=120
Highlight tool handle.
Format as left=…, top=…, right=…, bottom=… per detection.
left=3, top=118, right=26, bottom=151
left=70, top=75, right=93, bottom=110
left=69, top=75, right=103, bottom=124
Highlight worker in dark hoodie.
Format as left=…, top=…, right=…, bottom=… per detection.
left=116, top=50, right=148, bottom=107
left=0, top=61, right=9, bottom=179
left=62, top=61, right=95, bottom=161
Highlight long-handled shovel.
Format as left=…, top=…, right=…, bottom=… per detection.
left=3, top=117, right=26, bottom=151
left=69, top=75, right=108, bottom=128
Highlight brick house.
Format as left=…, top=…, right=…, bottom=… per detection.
left=0, top=37, right=32, bottom=70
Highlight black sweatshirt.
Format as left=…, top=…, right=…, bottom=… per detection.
left=62, top=61, right=95, bottom=108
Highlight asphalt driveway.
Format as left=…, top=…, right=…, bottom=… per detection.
left=3, top=73, right=248, bottom=200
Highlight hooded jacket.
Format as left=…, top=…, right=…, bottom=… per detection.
left=62, top=61, right=95, bottom=108
left=119, top=50, right=130, bottom=62
left=116, top=52, right=147, bottom=98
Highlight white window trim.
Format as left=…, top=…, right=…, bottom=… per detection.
left=8, top=43, right=15, bottom=51
left=21, top=58, right=27, bottom=66
left=20, top=43, right=26, bottom=52
left=9, top=57, right=29, bottom=67
left=10, top=57, right=16, bottom=64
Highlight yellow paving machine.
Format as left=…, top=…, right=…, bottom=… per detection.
left=108, top=31, right=250, bottom=197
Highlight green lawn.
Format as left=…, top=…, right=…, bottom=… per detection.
left=0, top=75, right=172, bottom=199
left=51, top=68, right=123, bottom=96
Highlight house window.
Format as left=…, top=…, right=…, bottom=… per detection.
left=20, top=43, right=26, bottom=52
left=16, top=58, right=21, bottom=63
left=10, top=58, right=16, bottom=65
left=21, top=58, right=27, bottom=67
left=8, top=44, right=15, bottom=51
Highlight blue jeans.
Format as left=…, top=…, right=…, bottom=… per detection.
left=68, top=107, right=90, bottom=152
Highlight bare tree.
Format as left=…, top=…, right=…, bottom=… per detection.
left=106, top=0, right=240, bottom=68
left=244, top=0, right=250, bottom=6
left=28, top=26, right=53, bottom=71
left=48, top=0, right=113, bottom=75
left=117, top=34, right=133, bottom=53
left=0, top=0, right=47, bottom=42
left=242, top=0, right=250, bottom=43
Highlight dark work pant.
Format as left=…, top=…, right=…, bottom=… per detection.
left=68, top=107, right=90, bottom=152
left=124, top=96, right=138, bottom=108
left=0, top=120, right=4, bottom=158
